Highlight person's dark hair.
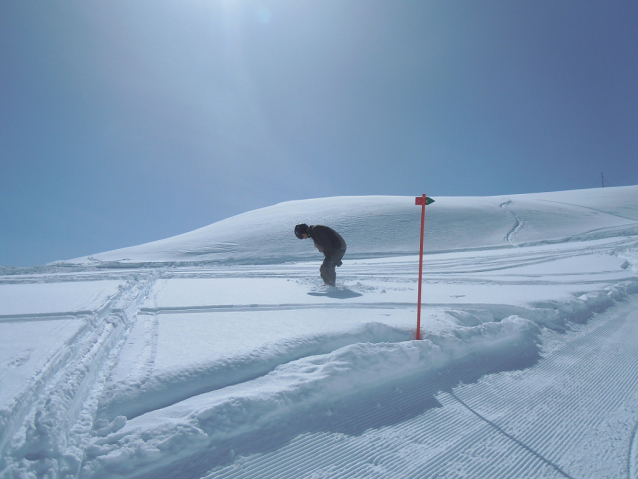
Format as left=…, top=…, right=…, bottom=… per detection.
left=294, top=223, right=309, bottom=239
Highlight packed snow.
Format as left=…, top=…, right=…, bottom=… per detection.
left=1, top=185, right=638, bottom=478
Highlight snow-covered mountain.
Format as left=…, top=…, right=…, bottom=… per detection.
left=66, top=185, right=638, bottom=265
left=2, top=186, right=638, bottom=479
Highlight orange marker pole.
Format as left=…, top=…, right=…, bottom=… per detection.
left=415, top=194, right=427, bottom=340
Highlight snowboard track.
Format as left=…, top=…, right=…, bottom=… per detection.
left=500, top=199, right=523, bottom=247
left=0, top=273, right=157, bottom=478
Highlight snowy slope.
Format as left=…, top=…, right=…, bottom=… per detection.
left=64, top=186, right=638, bottom=265
left=1, top=186, right=638, bottom=479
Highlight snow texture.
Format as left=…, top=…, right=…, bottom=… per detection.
left=1, top=185, right=638, bottom=478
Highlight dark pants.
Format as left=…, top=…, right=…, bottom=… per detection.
left=320, top=249, right=346, bottom=286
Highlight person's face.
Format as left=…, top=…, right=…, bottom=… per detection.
left=302, top=233, right=309, bottom=239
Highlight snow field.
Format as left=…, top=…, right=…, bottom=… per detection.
left=1, top=186, right=637, bottom=478
left=0, top=280, right=124, bottom=317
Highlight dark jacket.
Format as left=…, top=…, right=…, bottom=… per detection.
left=308, top=225, right=346, bottom=256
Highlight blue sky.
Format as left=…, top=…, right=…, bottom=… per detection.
left=1, top=0, right=637, bottom=266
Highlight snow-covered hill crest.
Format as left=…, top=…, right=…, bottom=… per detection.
left=65, top=185, right=638, bottom=266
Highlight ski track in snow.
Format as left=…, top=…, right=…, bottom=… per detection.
left=500, top=199, right=523, bottom=247
left=2, top=188, right=638, bottom=478
left=0, top=273, right=158, bottom=478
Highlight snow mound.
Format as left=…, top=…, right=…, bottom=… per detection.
left=63, top=186, right=638, bottom=265
left=81, top=318, right=539, bottom=478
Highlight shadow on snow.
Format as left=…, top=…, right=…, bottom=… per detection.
left=307, top=287, right=363, bottom=299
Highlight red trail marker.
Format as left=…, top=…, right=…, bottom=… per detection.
left=415, top=194, right=434, bottom=339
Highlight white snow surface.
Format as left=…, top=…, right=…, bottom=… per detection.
left=1, top=185, right=638, bottom=479
left=63, top=186, right=638, bottom=265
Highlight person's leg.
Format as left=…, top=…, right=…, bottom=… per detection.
left=320, top=256, right=337, bottom=285
left=321, top=250, right=345, bottom=285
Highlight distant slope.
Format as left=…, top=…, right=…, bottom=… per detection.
left=64, top=186, right=638, bottom=265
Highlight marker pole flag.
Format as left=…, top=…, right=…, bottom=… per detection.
left=415, top=194, right=434, bottom=340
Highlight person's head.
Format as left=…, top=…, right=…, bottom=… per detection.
left=294, top=223, right=309, bottom=239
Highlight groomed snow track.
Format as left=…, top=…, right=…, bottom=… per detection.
left=197, top=297, right=638, bottom=479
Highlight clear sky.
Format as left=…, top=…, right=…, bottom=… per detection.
left=2, top=0, right=637, bottom=267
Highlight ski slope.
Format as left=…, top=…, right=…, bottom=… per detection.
left=64, top=186, right=638, bottom=265
left=1, top=186, right=638, bottom=478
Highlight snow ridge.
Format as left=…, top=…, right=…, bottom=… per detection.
left=96, top=322, right=413, bottom=422
left=81, top=317, right=540, bottom=479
